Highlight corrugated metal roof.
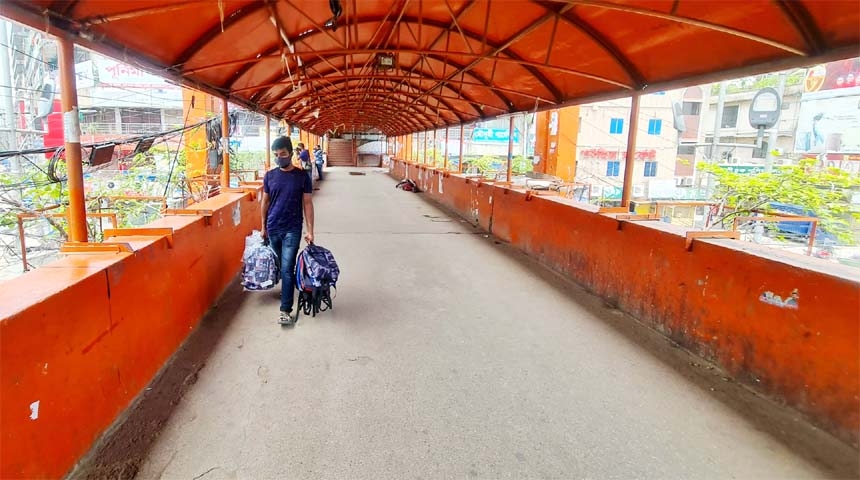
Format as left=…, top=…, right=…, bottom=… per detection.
left=2, top=0, right=858, bottom=136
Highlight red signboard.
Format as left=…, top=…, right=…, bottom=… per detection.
left=580, top=148, right=656, bottom=161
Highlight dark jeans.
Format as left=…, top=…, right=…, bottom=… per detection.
left=315, top=162, right=324, bottom=181
left=268, top=230, right=302, bottom=312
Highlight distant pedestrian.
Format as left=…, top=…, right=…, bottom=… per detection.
left=313, top=145, right=324, bottom=181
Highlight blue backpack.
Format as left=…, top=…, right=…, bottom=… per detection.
left=295, top=244, right=340, bottom=317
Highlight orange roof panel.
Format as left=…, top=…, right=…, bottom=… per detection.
left=2, top=0, right=858, bottom=136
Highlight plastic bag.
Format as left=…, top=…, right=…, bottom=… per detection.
left=241, top=231, right=279, bottom=291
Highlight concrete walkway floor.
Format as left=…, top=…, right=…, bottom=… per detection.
left=87, top=168, right=856, bottom=479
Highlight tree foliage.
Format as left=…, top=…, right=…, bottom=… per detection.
left=699, top=159, right=860, bottom=244
left=463, top=155, right=533, bottom=176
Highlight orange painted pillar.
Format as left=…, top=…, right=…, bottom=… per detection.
left=264, top=117, right=271, bottom=171
left=57, top=36, right=87, bottom=242
left=221, top=99, right=230, bottom=188
left=506, top=116, right=515, bottom=182
left=534, top=111, right=549, bottom=175
left=444, top=127, right=449, bottom=170
left=458, top=124, right=464, bottom=173
left=182, top=88, right=215, bottom=179
left=406, top=134, right=413, bottom=162
left=621, top=93, right=641, bottom=208
left=534, top=107, right=580, bottom=182
left=432, top=129, right=437, bottom=166
left=423, top=131, right=428, bottom=164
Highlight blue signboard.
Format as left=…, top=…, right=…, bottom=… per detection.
left=472, top=127, right=520, bottom=143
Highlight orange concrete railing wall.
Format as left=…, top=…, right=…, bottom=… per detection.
left=0, top=188, right=262, bottom=479
left=391, top=159, right=860, bottom=445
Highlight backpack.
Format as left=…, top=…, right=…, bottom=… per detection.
left=295, top=243, right=340, bottom=316
left=241, top=231, right=279, bottom=291
left=395, top=179, right=419, bottom=192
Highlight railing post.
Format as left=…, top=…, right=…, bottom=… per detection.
left=458, top=124, right=464, bottom=173
left=506, top=116, right=515, bottom=182
left=221, top=99, right=230, bottom=188
left=432, top=129, right=437, bottom=167
left=58, top=35, right=87, bottom=242
left=264, top=116, right=271, bottom=171
left=444, top=127, right=449, bottom=170
left=621, top=93, right=641, bottom=209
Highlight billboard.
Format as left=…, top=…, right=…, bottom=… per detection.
left=795, top=58, right=860, bottom=156
left=94, top=56, right=170, bottom=88
left=472, top=127, right=520, bottom=143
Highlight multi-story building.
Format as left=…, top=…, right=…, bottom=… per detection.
left=701, top=81, right=803, bottom=165
left=574, top=90, right=705, bottom=201
left=76, top=54, right=184, bottom=144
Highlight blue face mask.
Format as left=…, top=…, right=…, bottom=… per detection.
left=276, top=152, right=292, bottom=168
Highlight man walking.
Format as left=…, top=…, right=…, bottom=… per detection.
left=261, top=136, right=314, bottom=326
left=296, top=142, right=313, bottom=184
left=313, top=144, right=324, bottom=181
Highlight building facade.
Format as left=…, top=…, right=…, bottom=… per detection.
left=574, top=90, right=705, bottom=201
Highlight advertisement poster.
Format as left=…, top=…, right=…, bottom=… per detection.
left=795, top=58, right=860, bottom=157
left=94, top=57, right=169, bottom=88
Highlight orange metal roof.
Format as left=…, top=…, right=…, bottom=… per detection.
left=2, top=1, right=859, bottom=136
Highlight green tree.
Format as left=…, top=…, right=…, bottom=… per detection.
left=511, top=155, right=533, bottom=175
left=699, top=159, right=860, bottom=244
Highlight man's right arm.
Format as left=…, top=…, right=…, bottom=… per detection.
left=261, top=191, right=270, bottom=239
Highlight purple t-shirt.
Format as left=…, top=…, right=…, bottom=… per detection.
left=263, top=167, right=312, bottom=235
left=299, top=149, right=312, bottom=169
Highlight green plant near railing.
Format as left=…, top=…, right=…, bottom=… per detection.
left=511, top=155, right=533, bottom=175
left=232, top=151, right=266, bottom=173
left=699, top=159, right=860, bottom=244
left=462, top=155, right=533, bottom=176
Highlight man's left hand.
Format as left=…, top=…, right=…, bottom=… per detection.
left=305, top=232, right=314, bottom=244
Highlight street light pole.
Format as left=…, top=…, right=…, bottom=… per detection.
left=765, top=72, right=787, bottom=173
left=708, top=81, right=728, bottom=197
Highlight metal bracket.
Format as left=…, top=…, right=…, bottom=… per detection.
left=615, top=213, right=661, bottom=230
left=685, top=231, right=741, bottom=250
left=103, top=227, right=174, bottom=248
left=164, top=208, right=215, bottom=226
left=61, top=242, right=134, bottom=254
left=221, top=186, right=259, bottom=201
left=599, top=206, right=629, bottom=214
left=616, top=213, right=660, bottom=220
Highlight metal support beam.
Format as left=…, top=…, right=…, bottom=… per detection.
left=423, top=131, right=428, bottom=164
left=458, top=124, right=464, bottom=173
left=432, top=129, right=437, bottom=166
left=621, top=93, right=641, bottom=208
left=506, top=116, right=515, bottom=182
left=58, top=35, right=88, bottom=242
left=708, top=82, right=727, bottom=197
left=444, top=127, right=449, bottom=170
left=221, top=99, right=230, bottom=188
left=0, top=21, right=19, bottom=163
left=265, top=116, right=271, bottom=171
left=765, top=72, right=787, bottom=173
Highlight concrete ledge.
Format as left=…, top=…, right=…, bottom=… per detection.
left=0, top=189, right=262, bottom=479
left=391, top=158, right=860, bottom=446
